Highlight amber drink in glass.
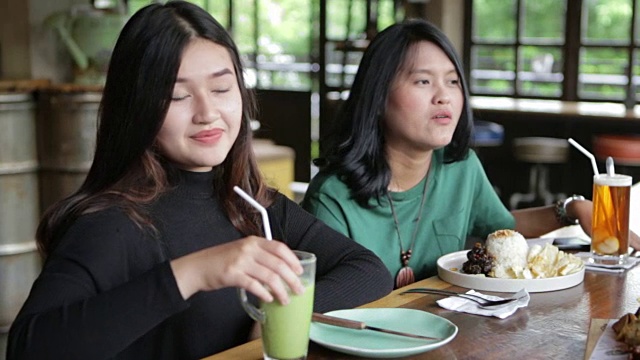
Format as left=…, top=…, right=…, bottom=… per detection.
left=591, top=174, right=632, bottom=264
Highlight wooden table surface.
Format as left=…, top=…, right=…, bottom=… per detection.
left=205, top=266, right=640, bottom=360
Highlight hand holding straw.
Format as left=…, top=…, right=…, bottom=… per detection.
left=233, top=186, right=272, bottom=240
left=568, top=138, right=599, bottom=176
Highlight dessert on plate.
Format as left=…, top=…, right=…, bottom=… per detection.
left=462, top=229, right=584, bottom=279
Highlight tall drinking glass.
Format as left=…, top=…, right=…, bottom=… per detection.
left=591, top=173, right=632, bottom=264
left=238, top=250, right=316, bottom=360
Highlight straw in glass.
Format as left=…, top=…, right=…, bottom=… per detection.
left=568, top=138, right=599, bottom=176
left=604, top=156, right=620, bottom=236
left=606, top=156, right=616, bottom=176
left=233, top=186, right=272, bottom=240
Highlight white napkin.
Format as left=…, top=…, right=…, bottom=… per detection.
left=436, top=288, right=530, bottom=319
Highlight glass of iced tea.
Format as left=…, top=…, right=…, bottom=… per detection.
left=591, top=173, right=632, bottom=264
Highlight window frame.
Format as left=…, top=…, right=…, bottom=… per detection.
left=464, top=0, right=638, bottom=102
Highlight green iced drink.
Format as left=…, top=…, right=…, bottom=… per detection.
left=260, top=283, right=315, bottom=360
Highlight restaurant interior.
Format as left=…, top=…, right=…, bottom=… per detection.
left=2, top=0, right=640, bottom=359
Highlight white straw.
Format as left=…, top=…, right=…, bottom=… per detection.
left=568, top=138, right=599, bottom=176
left=233, top=186, right=272, bottom=240
left=606, top=156, right=615, bottom=176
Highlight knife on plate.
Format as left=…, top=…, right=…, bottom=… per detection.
left=311, top=313, right=443, bottom=341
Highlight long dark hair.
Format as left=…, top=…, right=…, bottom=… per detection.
left=320, top=19, right=473, bottom=207
left=37, top=1, right=272, bottom=256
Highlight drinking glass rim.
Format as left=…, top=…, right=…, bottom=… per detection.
left=594, top=173, right=632, bottom=186
left=293, top=250, right=316, bottom=264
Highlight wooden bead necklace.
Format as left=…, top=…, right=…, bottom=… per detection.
left=387, top=176, right=429, bottom=288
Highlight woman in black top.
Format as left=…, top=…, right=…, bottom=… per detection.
left=7, top=2, right=393, bottom=359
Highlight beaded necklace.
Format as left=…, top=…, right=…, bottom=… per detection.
left=386, top=176, right=429, bottom=288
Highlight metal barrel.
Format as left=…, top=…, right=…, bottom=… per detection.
left=38, top=91, right=100, bottom=212
left=0, top=92, right=41, bottom=350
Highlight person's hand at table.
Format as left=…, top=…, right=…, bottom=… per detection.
left=170, top=236, right=304, bottom=304
left=566, top=197, right=640, bottom=251
left=630, top=231, right=640, bottom=251
left=565, top=198, right=593, bottom=237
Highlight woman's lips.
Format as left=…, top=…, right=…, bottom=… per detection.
left=192, top=129, right=223, bottom=144
left=432, top=111, right=452, bottom=124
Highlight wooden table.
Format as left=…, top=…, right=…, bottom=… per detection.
left=205, top=267, right=640, bottom=360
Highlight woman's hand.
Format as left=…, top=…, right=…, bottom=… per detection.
left=566, top=198, right=640, bottom=251
left=170, top=236, right=304, bottom=304
left=566, top=198, right=593, bottom=237
left=630, top=231, right=640, bottom=251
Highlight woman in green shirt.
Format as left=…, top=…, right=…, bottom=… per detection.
left=302, top=19, right=635, bottom=288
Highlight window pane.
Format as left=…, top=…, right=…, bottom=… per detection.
left=637, top=0, right=640, bottom=45
left=323, top=0, right=396, bottom=90
left=257, top=1, right=310, bottom=57
left=472, top=0, right=517, bottom=43
left=127, top=0, right=150, bottom=14
left=324, top=45, right=361, bottom=88
left=521, top=0, right=566, bottom=44
left=377, top=0, right=401, bottom=31
left=257, top=69, right=312, bottom=89
left=255, top=0, right=312, bottom=90
left=518, top=46, right=563, bottom=97
left=634, top=49, right=640, bottom=86
left=326, top=0, right=368, bottom=40
left=582, top=0, right=632, bottom=45
left=631, top=49, right=640, bottom=103
left=209, top=1, right=230, bottom=28
left=233, top=0, right=256, bottom=55
left=579, top=47, right=629, bottom=100
left=470, top=45, right=515, bottom=95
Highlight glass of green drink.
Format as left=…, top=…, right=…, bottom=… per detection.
left=238, top=250, right=316, bottom=360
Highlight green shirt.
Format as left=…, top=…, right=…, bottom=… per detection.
left=302, top=149, right=515, bottom=281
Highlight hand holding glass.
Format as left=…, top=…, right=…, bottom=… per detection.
left=238, top=250, right=316, bottom=360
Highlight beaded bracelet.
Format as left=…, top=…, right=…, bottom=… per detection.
left=554, top=194, right=586, bottom=226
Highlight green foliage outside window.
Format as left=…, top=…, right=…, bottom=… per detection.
left=472, top=0, right=640, bottom=100
left=583, top=0, right=632, bottom=43
left=126, top=0, right=311, bottom=90
left=126, top=0, right=396, bottom=91
left=521, top=0, right=565, bottom=42
left=472, top=0, right=516, bottom=42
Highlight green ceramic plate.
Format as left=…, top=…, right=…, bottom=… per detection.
left=309, top=308, right=457, bottom=358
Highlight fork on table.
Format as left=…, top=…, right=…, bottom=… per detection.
left=400, top=288, right=519, bottom=307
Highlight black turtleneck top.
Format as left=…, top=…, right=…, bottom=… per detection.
left=7, top=170, right=393, bottom=360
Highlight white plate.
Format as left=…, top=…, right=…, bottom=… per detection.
left=309, top=308, right=457, bottom=358
left=437, top=250, right=585, bottom=293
